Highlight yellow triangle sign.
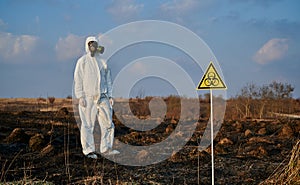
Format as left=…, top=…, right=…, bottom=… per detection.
left=197, top=61, right=227, bottom=90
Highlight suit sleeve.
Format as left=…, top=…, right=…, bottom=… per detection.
left=74, top=58, right=84, bottom=99
left=106, top=68, right=113, bottom=98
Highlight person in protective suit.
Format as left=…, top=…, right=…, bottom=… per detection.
left=74, top=36, right=119, bottom=159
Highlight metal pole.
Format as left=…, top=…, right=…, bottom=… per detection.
left=210, top=89, right=214, bottom=185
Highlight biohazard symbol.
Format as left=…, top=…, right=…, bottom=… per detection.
left=197, top=61, right=227, bottom=90
left=204, top=72, right=219, bottom=86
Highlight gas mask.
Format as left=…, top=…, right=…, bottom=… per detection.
left=88, top=41, right=105, bottom=57
left=88, top=41, right=98, bottom=57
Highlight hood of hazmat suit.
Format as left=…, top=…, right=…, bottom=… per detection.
left=74, top=36, right=101, bottom=99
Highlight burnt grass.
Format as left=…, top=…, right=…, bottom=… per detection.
left=0, top=101, right=299, bottom=184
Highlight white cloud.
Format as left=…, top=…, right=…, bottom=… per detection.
left=0, top=32, right=39, bottom=62
left=129, top=61, right=147, bottom=75
left=55, top=34, right=84, bottom=61
left=253, top=38, right=288, bottom=65
left=107, top=0, right=144, bottom=22
left=160, top=0, right=200, bottom=15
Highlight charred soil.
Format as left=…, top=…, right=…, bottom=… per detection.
left=0, top=99, right=299, bottom=184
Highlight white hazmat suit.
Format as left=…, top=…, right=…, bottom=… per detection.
left=74, top=36, right=100, bottom=156
left=74, top=36, right=118, bottom=157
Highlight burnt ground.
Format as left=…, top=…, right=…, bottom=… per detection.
left=0, top=105, right=299, bottom=184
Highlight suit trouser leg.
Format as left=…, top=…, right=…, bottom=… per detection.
left=78, top=97, right=97, bottom=155
left=97, top=98, right=115, bottom=153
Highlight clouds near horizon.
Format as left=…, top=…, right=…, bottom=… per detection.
left=0, top=32, right=39, bottom=63
left=55, top=34, right=84, bottom=61
left=253, top=38, right=289, bottom=65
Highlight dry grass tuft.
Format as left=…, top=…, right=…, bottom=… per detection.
left=260, top=139, right=300, bottom=185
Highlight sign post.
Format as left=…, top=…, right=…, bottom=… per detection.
left=197, top=61, right=227, bottom=184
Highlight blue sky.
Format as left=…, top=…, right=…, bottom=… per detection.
left=0, top=0, right=299, bottom=98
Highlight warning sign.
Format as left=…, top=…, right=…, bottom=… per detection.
left=197, top=61, right=227, bottom=90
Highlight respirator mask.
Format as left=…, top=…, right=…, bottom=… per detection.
left=88, top=41, right=105, bottom=57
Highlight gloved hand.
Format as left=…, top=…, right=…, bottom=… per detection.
left=79, top=97, right=86, bottom=107
left=109, top=98, right=114, bottom=106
